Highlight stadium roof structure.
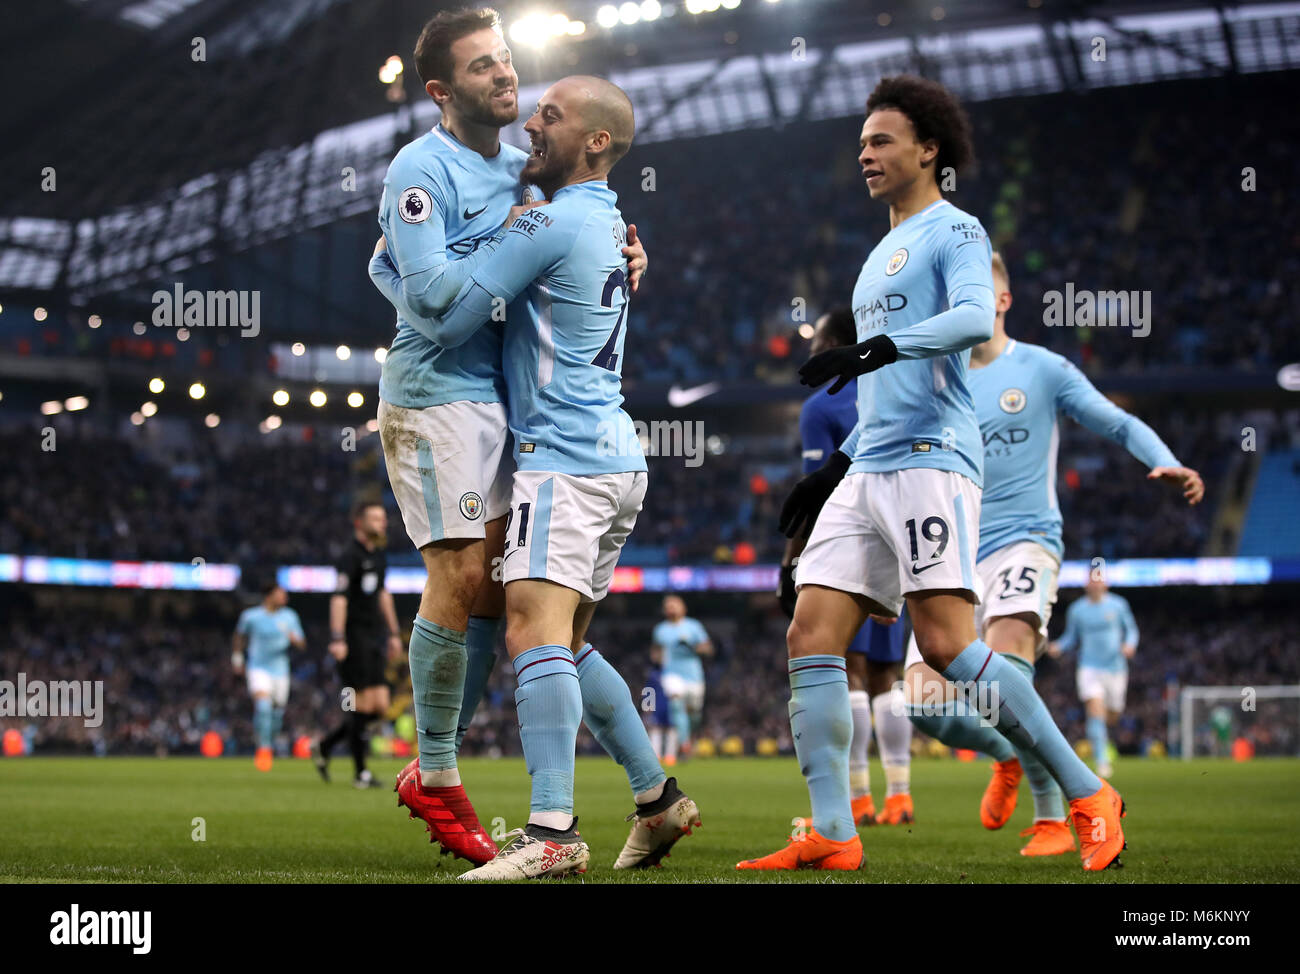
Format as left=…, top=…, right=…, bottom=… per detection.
left=2, top=1, right=1298, bottom=303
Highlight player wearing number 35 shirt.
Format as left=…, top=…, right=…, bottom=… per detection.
left=902, top=252, right=1203, bottom=858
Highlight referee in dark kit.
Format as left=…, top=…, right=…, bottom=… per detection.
left=312, top=500, right=404, bottom=788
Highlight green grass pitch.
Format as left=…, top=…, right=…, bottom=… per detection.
left=2, top=756, right=1297, bottom=883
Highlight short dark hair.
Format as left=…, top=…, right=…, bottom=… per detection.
left=821, top=307, right=857, bottom=348
left=351, top=499, right=384, bottom=521
left=414, top=7, right=502, bottom=86
left=262, top=578, right=283, bottom=597
left=865, top=75, right=974, bottom=177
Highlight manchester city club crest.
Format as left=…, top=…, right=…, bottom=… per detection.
left=885, top=248, right=909, bottom=275
left=999, top=387, right=1027, bottom=413
left=399, top=186, right=432, bottom=224
left=459, top=492, right=484, bottom=520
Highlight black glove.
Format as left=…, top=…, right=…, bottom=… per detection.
left=779, top=450, right=851, bottom=538
left=798, top=334, right=898, bottom=395
left=777, top=560, right=798, bottom=617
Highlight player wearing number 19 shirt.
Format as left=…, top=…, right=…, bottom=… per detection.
left=903, top=253, right=1203, bottom=856
left=742, top=75, right=1126, bottom=873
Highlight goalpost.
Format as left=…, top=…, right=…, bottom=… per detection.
left=1177, top=685, right=1300, bottom=759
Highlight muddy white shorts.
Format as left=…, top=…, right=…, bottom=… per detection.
left=378, top=398, right=512, bottom=547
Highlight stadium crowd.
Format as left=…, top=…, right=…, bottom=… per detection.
left=5, top=590, right=1294, bottom=762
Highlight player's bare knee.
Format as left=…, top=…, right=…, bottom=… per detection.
left=786, top=616, right=822, bottom=659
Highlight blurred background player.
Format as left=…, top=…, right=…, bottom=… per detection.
left=1049, top=577, right=1142, bottom=779
left=904, top=252, right=1200, bottom=854
left=780, top=307, right=913, bottom=826
left=650, top=595, right=712, bottom=765
left=314, top=501, right=404, bottom=788
left=232, top=581, right=305, bottom=772
left=642, top=653, right=674, bottom=760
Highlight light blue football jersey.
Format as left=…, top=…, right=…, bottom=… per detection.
left=838, top=199, right=995, bottom=485
left=1056, top=593, right=1138, bottom=672
left=972, top=339, right=1181, bottom=562
left=388, top=180, right=644, bottom=476
left=653, top=618, right=709, bottom=683
left=236, top=606, right=303, bottom=676
left=377, top=125, right=531, bottom=409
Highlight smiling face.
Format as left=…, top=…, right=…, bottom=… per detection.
left=438, top=27, right=518, bottom=127
left=521, top=80, right=593, bottom=190
left=857, top=108, right=937, bottom=203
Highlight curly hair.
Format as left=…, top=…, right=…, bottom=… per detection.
left=414, top=7, right=502, bottom=86
left=865, top=75, right=975, bottom=177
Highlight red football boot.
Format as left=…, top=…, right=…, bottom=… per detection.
left=395, top=757, right=419, bottom=793
left=396, top=772, right=498, bottom=865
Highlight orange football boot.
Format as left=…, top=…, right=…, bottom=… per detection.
left=254, top=747, right=273, bottom=772
left=851, top=794, right=877, bottom=826
left=980, top=757, right=1023, bottom=830
left=874, top=793, right=914, bottom=825
left=1019, top=820, right=1075, bottom=856
left=1069, top=780, right=1127, bottom=871
left=737, top=828, right=864, bottom=871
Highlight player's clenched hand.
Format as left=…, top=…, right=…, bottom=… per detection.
left=779, top=450, right=851, bottom=539
left=623, top=223, right=647, bottom=294
left=387, top=634, right=404, bottom=662
left=1147, top=465, right=1204, bottom=505
left=799, top=335, right=899, bottom=395
left=373, top=235, right=387, bottom=257
left=328, top=639, right=348, bottom=662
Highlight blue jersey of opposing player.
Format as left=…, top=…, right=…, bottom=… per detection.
left=236, top=606, right=304, bottom=677
left=378, top=180, right=643, bottom=477
left=1056, top=593, right=1138, bottom=672
left=653, top=617, right=709, bottom=684
left=839, top=200, right=994, bottom=485
left=376, top=124, right=533, bottom=409
left=800, top=385, right=901, bottom=656
left=972, top=339, right=1181, bottom=562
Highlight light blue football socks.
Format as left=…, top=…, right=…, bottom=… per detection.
left=574, top=643, right=666, bottom=799
left=789, top=655, right=855, bottom=842
left=943, top=639, right=1101, bottom=800
left=513, top=645, right=582, bottom=823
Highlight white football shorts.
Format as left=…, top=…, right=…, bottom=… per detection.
left=501, top=469, right=648, bottom=602
left=796, top=468, right=981, bottom=617
left=378, top=398, right=512, bottom=547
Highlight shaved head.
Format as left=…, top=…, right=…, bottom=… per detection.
left=560, top=75, right=635, bottom=166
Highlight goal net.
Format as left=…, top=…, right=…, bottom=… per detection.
left=1177, top=685, right=1300, bottom=759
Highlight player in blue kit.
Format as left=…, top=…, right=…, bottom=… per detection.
left=365, top=8, right=645, bottom=865
left=780, top=308, right=914, bottom=827
left=1050, top=578, right=1143, bottom=779
left=650, top=596, right=712, bottom=764
left=903, top=252, right=1201, bottom=855
left=742, top=76, right=1127, bottom=873
left=232, top=582, right=305, bottom=772
left=373, top=74, right=698, bottom=880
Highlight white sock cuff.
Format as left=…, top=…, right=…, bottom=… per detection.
left=848, top=690, right=871, bottom=708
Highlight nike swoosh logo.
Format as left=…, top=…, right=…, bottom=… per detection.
left=912, top=562, right=944, bottom=574
left=667, top=381, right=720, bottom=408
left=463, top=205, right=489, bottom=220
left=859, top=350, right=872, bottom=360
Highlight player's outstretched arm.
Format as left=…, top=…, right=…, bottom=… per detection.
left=1055, top=356, right=1205, bottom=505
